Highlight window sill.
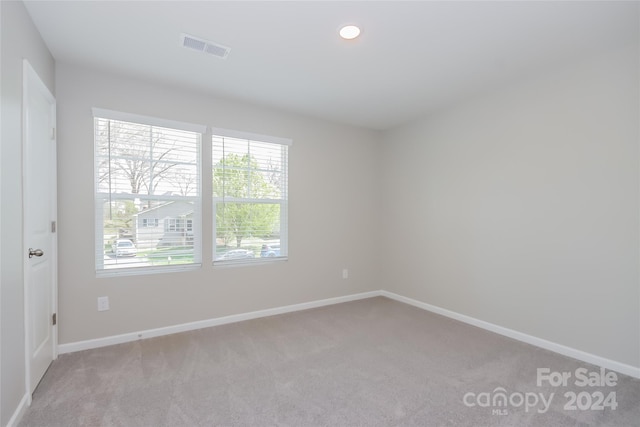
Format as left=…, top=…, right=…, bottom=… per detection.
left=97, top=263, right=202, bottom=278
left=213, top=257, right=288, bottom=268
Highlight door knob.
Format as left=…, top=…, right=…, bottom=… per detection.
left=28, top=248, right=44, bottom=258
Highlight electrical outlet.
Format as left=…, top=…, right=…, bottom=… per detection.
left=342, top=268, right=349, bottom=279
left=97, top=296, right=110, bottom=311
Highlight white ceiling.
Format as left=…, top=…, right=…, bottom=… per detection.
left=23, top=1, right=639, bottom=130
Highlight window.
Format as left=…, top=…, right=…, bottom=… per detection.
left=142, top=218, right=158, bottom=228
left=94, top=108, right=204, bottom=275
left=212, top=128, right=290, bottom=264
left=165, top=218, right=184, bottom=232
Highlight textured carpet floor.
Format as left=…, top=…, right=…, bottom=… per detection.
left=19, top=297, right=640, bottom=426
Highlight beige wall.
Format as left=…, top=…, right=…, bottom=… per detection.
left=0, top=1, right=55, bottom=425
left=55, top=62, right=382, bottom=344
left=381, top=44, right=640, bottom=368
left=57, top=42, right=640, bottom=370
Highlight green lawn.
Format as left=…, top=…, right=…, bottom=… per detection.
left=139, top=246, right=194, bottom=265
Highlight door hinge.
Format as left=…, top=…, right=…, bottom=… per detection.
left=51, top=127, right=56, bottom=140
left=51, top=221, right=56, bottom=233
left=52, top=313, right=57, bottom=326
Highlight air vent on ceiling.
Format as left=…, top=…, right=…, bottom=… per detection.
left=180, top=33, right=230, bottom=59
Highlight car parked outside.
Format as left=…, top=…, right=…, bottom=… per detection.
left=260, top=244, right=281, bottom=257
left=112, top=239, right=137, bottom=257
left=216, top=249, right=255, bottom=261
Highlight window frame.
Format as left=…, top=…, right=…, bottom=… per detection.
left=211, top=127, right=291, bottom=266
left=92, top=109, right=291, bottom=276
left=93, top=108, right=205, bottom=277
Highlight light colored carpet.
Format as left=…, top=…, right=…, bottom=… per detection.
left=19, top=297, right=640, bottom=426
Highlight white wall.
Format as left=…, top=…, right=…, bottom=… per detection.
left=381, top=44, right=640, bottom=368
left=0, top=1, right=55, bottom=425
left=55, top=62, right=382, bottom=344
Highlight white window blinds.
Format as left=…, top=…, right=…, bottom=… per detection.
left=212, top=129, right=290, bottom=264
left=93, top=109, right=204, bottom=275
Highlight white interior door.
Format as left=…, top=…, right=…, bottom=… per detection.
left=23, top=60, right=57, bottom=395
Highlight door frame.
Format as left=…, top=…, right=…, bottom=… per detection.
left=22, top=59, right=58, bottom=401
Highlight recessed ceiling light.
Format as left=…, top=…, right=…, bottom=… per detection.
left=339, top=25, right=361, bottom=40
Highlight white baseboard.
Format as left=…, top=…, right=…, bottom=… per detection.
left=57, top=289, right=640, bottom=380
left=58, top=290, right=382, bottom=354
left=380, top=290, right=640, bottom=379
left=6, top=393, right=30, bottom=427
